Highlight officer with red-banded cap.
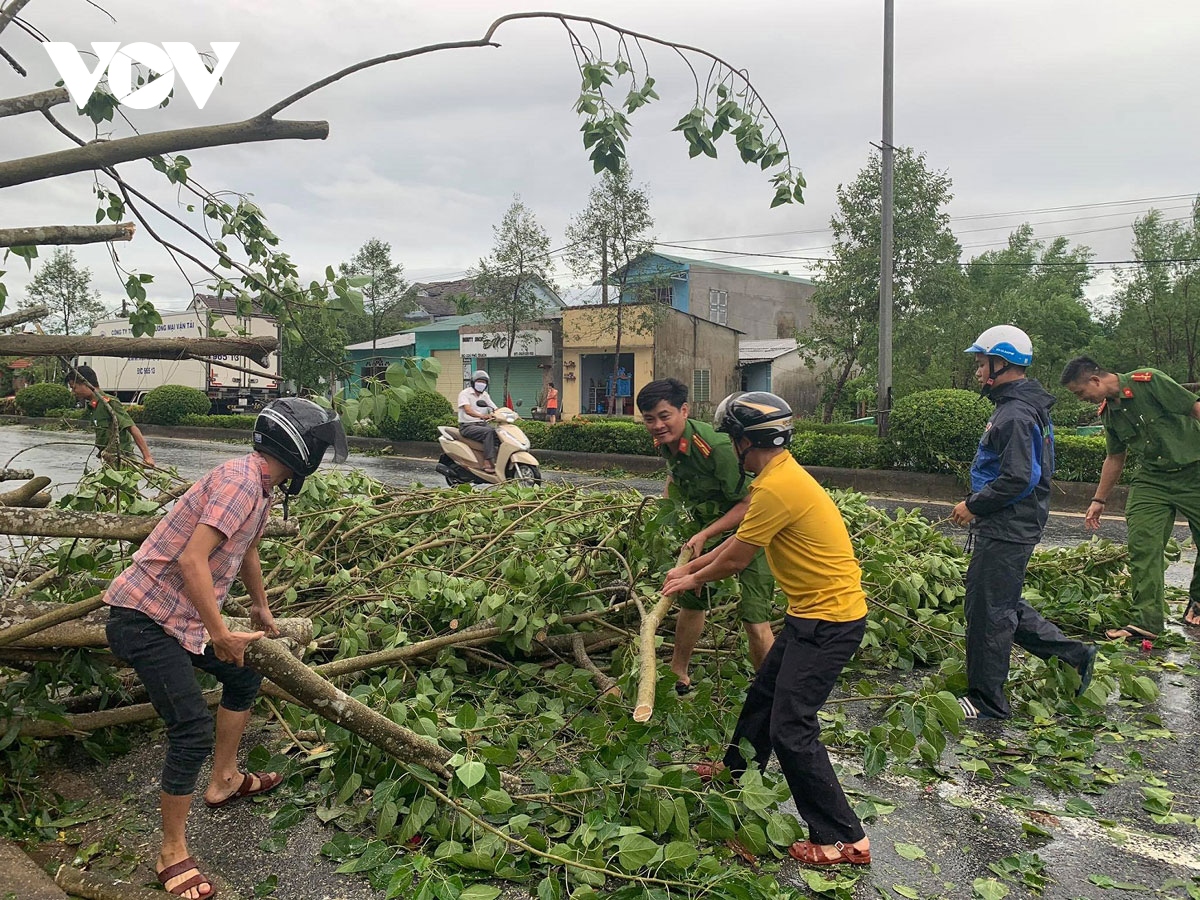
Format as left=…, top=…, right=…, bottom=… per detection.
left=1061, top=356, right=1200, bottom=639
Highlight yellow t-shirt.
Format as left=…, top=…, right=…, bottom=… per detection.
left=736, top=452, right=867, bottom=621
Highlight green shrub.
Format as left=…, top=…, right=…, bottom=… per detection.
left=44, top=407, right=85, bottom=420
left=792, top=432, right=887, bottom=469
left=541, top=417, right=655, bottom=456
left=889, top=389, right=993, bottom=473
left=16, top=383, right=73, bottom=417
left=126, top=403, right=144, bottom=423
left=519, top=419, right=550, bottom=447
left=179, top=413, right=257, bottom=429
left=379, top=391, right=455, bottom=442
left=1050, top=396, right=1100, bottom=429
left=794, top=420, right=878, bottom=437
left=142, top=384, right=212, bottom=425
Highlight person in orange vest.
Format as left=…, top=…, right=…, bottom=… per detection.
left=545, top=381, right=559, bottom=424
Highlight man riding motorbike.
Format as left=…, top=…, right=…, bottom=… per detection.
left=457, top=370, right=499, bottom=474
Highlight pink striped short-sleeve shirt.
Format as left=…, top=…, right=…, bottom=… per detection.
left=106, top=454, right=274, bottom=654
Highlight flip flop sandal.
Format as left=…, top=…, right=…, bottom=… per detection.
left=788, top=840, right=871, bottom=867
left=1104, top=625, right=1157, bottom=642
left=1182, top=600, right=1200, bottom=627
left=157, top=856, right=217, bottom=899
left=674, top=680, right=695, bottom=697
left=204, top=771, right=283, bottom=809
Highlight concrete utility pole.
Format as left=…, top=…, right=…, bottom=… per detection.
left=877, top=0, right=895, bottom=436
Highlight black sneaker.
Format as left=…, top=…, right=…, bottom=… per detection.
left=1075, top=645, right=1099, bottom=697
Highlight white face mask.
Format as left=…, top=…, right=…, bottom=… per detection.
left=473, top=381, right=488, bottom=393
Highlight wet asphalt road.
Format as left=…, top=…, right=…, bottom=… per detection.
left=9, top=424, right=1200, bottom=899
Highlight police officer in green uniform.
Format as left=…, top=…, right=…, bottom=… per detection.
left=1061, top=356, right=1200, bottom=638
left=637, top=378, right=777, bottom=693
left=67, top=364, right=155, bottom=467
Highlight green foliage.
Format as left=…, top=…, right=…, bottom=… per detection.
left=336, top=358, right=442, bottom=430
left=43, top=407, right=85, bottom=420
left=889, top=389, right=993, bottom=473
left=540, top=418, right=655, bottom=456
left=1049, top=395, right=1099, bottom=428
left=19, top=247, right=107, bottom=336
left=791, top=432, right=887, bottom=469
left=338, top=238, right=412, bottom=348
left=178, top=413, right=257, bottom=429
left=794, top=420, right=878, bottom=437
left=15, top=383, right=73, bottom=417
left=142, top=384, right=212, bottom=425
left=378, top=391, right=455, bottom=442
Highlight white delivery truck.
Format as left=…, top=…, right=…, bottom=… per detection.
left=82, top=305, right=281, bottom=413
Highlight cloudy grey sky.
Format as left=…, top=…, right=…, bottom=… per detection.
left=3, top=0, right=1198, bottom=314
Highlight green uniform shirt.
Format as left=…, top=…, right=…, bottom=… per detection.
left=660, top=418, right=747, bottom=516
left=87, top=392, right=135, bottom=456
left=1101, top=369, right=1200, bottom=473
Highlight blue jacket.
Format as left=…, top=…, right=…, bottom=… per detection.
left=966, top=378, right=1055, bottom=544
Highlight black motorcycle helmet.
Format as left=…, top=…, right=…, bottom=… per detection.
left=253, top=398, right=348, bottom=496
left=714, top=391, right=794, bottom=449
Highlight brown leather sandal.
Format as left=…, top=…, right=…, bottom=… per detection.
left=157, top=856, right=216, bottom=898
left=691, top=761, right=727, bottom=783
left=204, top=771, right=282, bottom=809
left=788, top=839, right=871, bottom=866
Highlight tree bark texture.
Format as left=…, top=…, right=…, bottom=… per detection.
left=0, top=468, right=36, bottom=482
left=0, top=507, right=297, bottom=541
left=0, top=87, right=71, bottom=119
left=633, top=547, right=692, bottom=723
left=0, top=476, right=51, bottom=508
left=0, top=222, right=135, bottom=247
left=0, top=304, right=48, bottom=330
left=0, top=116, right=329, bottom=189
left=0, top=333, right=278, bottom=367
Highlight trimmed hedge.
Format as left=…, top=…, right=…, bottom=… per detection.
left=179, top=413, right=257, bottom=429
left=1050, top=396, right=1100, bottom=429
left=44, top=407, right=85, bottom=420
left=539, top=417, right=655, bottom=456
left=16, top=383, right=73, bottom=417
left=143, top=384, right=212, bottom=425
left=792, top=432, right=888, bottom=469
left=793, top=420, right=878, bottom=437
left=889, top=389, right=992, bottom=473
left=379, top=391, right=455, bottom=443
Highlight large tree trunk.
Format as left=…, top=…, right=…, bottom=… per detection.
left=0, top=508, right=297, bottom=541
left=0, top=305, right=48, bottom=331
left=0, top=333, right=277, bottom=367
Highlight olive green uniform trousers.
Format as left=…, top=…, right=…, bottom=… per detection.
left=1124, top=462, right=1200, bottom=634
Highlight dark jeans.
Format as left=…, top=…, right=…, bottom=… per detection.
left=459, top=422, right=499, bottom=464
left=723, top=614, right=867, bottom=846
left=964, top=535, right=1090, bottom=719
left=106, top=606, right=262, bottom=795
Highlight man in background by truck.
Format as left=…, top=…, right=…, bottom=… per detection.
left=68, top=364, right=156, bottom=467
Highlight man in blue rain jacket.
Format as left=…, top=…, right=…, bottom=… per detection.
left=950, top=325, right=1096, bottom=720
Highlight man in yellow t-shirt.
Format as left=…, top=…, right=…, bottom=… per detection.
left=663, top=391, right=870, bottom=868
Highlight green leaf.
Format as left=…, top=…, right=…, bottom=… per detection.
left=894, top=842, right=925, bottom=860
left=972, top=877, right=1009, bottom=900
left=893, top=886, right=921, bottom=899
left=456, top=760, right=487, bottom=789
left=660, top=840, right=698, bottom=871
left=616, top=834, right=660, bottom=871
left=459, top=886, right=501, bottom=900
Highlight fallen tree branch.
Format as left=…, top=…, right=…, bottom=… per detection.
left=0, top=467, right=36, bottom=482
left=0, top=475, right=51, bottom=508
left=0, top=507, right=297, bottom=541
left=633, top=546, right=692, bottom=723
left=0, top=116, right=329, bottom=189
left=0, top=594, right=106, bottom=648
left=0, top=222, right=135, bottom=247
left=0, top=305, right=48, bottom=331
left=0, top=87, right=71, bottom=119
left=571, top=634, right=620, bottom=697
left=0, top=333, right=277, bottom=367
left=313, top=618, right=501, bottom=678
left=20, top=690, right=222, bottom=739
left=56, top=863, right=165, bottom=900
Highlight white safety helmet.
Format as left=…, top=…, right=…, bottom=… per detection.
left=964, top=325, right=1033, bottom=366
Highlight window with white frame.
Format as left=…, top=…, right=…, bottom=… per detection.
left=708, top=288, right=728, bottom=325
left=693, top=368, right=711, bottom=403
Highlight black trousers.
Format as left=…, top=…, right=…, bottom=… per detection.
left=964, top=535, right=1090, bottom=719
left=723, top=614, right=866, bottom=846
left=459, top=422, right=499, bottom=464
left=106, top=606, right=262, bottom=795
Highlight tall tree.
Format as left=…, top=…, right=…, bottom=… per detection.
left=473, top=197, right=553, bottom=404
left=338, top=239, right=411, bottom=356
left=281, top=299, right=349, bottom=399
left=20, top=247, right=107, bottom=336
left=1099, top=204, right=1200, bottom=380
left=564, top=163, right=655, bottom=414
left=798, top=148, right=963, bottom=421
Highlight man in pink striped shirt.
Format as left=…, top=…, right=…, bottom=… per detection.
left=105, top=399, right=346, bottom=899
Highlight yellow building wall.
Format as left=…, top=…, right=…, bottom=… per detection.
left=562, top=307, right=656, bottom=349
left=432, top=349, right=464, bottom=406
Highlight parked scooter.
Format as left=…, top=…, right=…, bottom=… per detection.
left=436, top=408, right=542, bottom=486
